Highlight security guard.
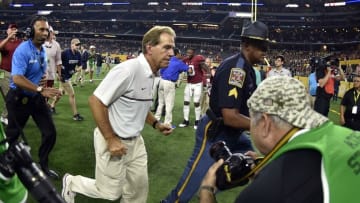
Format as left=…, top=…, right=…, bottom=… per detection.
left=162, top=20, right=272, bottom=203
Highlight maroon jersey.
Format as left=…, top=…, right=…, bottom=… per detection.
left=0, top=39, right=22, bottom=72
left=183, top=54, right=205, bottom=84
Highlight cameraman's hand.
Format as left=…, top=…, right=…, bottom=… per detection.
left=201, top=159, right=224, bottom=189
left=244, top=151, right=259, bottom=161
left=106, top=136, right=128, bottom=157
left=326, top=66, right=333, bottom=73
left=7, top=29, right=17, bottom=39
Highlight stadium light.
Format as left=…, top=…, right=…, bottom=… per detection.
left=69, top=3, right=85, bottom=6
left=10, top=3, right=34, bottom=7
left=45, top=4, right=54, bottom=7
left=148, top=2, right=159, bottom=6
left=324, top=2, right=346, bottom=6
left=229, top=12, right=252, bottom=18
left=38, top=10, right=53, bottom=15
left=285, top=4, right=299, bottom=8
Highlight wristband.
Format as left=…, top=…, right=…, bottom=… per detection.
left=152, top=120, right=159, bottom=129
left=199, top=185, right=215, bottom=195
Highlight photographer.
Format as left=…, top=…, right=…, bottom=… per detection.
left=0, top=23, right=22, bottom=125
left=314, top=57, right=345, bottom=116
left=200, top=76, right=359, bottom=203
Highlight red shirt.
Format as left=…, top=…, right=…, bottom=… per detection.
left=183, top=54, right=205, bottom=84
left=0, top=38, right=22, bottom=72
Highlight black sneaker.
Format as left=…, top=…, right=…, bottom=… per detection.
left=73, top=114, right=84, bottom=121
left=194, top=120, right=199, bottom=130
left=50, top=107, right=56, bottom=114
left=179, top=119, right=189, bottom=127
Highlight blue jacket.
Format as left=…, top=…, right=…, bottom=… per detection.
left=160, top=56, right=188, bottom=82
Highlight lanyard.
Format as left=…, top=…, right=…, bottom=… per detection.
left=354, top=90, right=360, bottom=104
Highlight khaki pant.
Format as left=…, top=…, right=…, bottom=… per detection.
left=155, top=79, right=176, bottom=125
left=69, top=128, right=148, bottom=202
left=0, top=70, right=11, bottom=117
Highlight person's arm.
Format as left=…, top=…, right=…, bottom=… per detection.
left=0, top=30, right=16, bottom=50
left=336, top=65, right=346, bottom=81
left=222, top=108, right=250, bottom=130
left=340, top=105, right=346, bottom=125
left=145, top=112, right=173, bottom=135
left=199, top=159, right=224, bottom=203
left=200, top=61, right=210, bottom=76
left=12, top=75, right=61, bottom=98
left=88, top=94, right=128, bottom=156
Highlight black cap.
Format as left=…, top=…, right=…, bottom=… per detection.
left=241, top=20, right=271, bottom=42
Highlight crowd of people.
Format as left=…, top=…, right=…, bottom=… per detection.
left=0, top=15, right=360, bottom=203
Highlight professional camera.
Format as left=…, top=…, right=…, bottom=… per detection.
left=0, top=137, right=65, bottom=202
left=209, top=141, right=255, bottom=190
left=310, top=55, right=340, bottom=73
left=15, top=30, right=27, bottom=39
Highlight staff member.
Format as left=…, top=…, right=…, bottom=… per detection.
left=6, top=16, right=62, bottom=179
left=340, top=75, right=360, bottom=130
left=60, top=38, right=84, bottom=121
left=154, top=48, right=189, bottom=126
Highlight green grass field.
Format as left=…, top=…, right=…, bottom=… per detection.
left=1, top=65, right=342, bottom=203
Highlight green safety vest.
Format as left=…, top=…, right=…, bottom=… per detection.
left=0, top=124, right=27, bottom=203
left=271, top=122, right=360, bottom=203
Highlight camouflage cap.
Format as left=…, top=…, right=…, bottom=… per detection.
left=247, top=76, right=328, bottom=129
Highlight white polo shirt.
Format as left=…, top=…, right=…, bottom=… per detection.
left=267, top=67, right=292, bottom=77
left=94, top=54, right=154, bottom=138
left=44, top=40, right=62, bottom=80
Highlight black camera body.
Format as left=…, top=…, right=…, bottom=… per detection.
left=0, top=140, right=65, bottom=203
left=210, top=141, right=254, bottom=190
left=310, top=55, right=339, bottom=73
left=15, top=30, right=27, bottom=39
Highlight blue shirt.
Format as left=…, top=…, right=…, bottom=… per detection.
left=61, top=48, right=81, bottom=81
left=253, top=67, right=261, bottom=85
left=160, top=56, right=188, bottom=82
left=81, top=50, right=89, bottom=68
left=11, top=40, right=47, bottom=95
left=308, top=72, right=317, bottom=96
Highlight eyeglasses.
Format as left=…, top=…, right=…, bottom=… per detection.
left=75, top=43, right=81, bottom=46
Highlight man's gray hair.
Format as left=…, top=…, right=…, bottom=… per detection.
left=250, top=110, right=293, bottom=130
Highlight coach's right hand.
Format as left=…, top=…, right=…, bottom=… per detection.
left=106, top=136, right=128, bottom=156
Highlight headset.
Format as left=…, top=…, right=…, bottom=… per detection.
left=27, top=15, right=50, bottom=39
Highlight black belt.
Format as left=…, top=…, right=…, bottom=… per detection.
left=119, top=136, right=137, bottom=141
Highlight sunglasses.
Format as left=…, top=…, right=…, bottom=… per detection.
left=353, top=80, right=360, bottom=82
left=75, top=43, right=81, bottom=46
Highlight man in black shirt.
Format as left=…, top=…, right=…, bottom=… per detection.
left=340, top=75, right=360, bottom=130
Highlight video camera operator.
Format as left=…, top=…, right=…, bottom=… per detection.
left=200, top=76, right=360, bottom=203
left=0, top=23, right=23, bottom=125
left=313, top=56, right=345, bottom=116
